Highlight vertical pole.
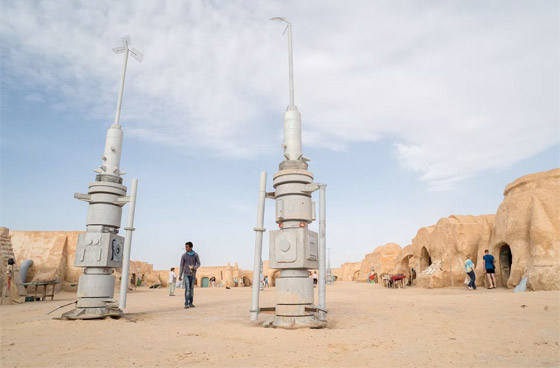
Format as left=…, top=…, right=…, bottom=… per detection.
left=287, top=23, right=294, bottom=107
left=251, top=172, right=267, bottom=321
left=114, top=46, right=129, bottom=126
left=318, top=184, right=327, bottom=321
left=119, top=178, right=138, bottom=310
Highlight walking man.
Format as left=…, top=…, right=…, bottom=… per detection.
left=179, top=242, right=200, bottom=309
left=483, top=249, right=497, bottom=289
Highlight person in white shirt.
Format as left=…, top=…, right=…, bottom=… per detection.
left=169, top=267, right=177, bottom=296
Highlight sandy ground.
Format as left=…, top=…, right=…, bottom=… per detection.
left=1, top=282, right=559, bottom=368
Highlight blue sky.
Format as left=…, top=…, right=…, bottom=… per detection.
left=1, top=1, right=558, bottom=270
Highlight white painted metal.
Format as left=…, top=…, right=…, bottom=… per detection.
left=271, top=18, right=302, bottom=162
left=100, top=124, right=124, bottom=176
left=318, top=184, right=327, bottom=321
left=119, top=178, right=138, bottom=310
left=62, top=36, right=142, bottom=320
left=112, top=35, right=143, bottom=128
left=283, top=108, right=303, bottom=161
left=251, top=172, right=267, bottom=321
left=77, top=273, right=115, bottom=298
left=256, top=19, right=327, bottom=329
left=270, top=17, right=294, bottom=107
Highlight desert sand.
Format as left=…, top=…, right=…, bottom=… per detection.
left=1, top=282, right=559, bottom=368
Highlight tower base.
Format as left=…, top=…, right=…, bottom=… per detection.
left=264, top=315, right=326, bottom=329
left=60, top=299, right=122, bottom=320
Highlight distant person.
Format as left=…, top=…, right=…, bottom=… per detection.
left=169, top=267, right=177, bottom=296
left=465, top=254, right=476, bottom=290
left=179, top=241, right=201, bottom=309
left=130, top=273, right=137, bottom=291
left=234, top=277, right=238, bottom=287
left=264, top=275, right=269, bottom=288
left=483, top=249, right=497, bottom=289
left=210, top=276, right=216, bottom=288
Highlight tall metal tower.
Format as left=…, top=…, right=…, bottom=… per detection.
left=251, top=19, right=327, bottom=329
left=62, top=36, right=141, bottom=319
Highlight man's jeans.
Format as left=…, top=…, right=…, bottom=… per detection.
left=467, top=270, right=476, bottom=290
left=184, top=275, right=195, bottom=306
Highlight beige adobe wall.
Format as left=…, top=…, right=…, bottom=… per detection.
left=334, top=262, right=362, bottom=281
left=356, top=243, right=403, bottom=282
left=394, top=244, right=415, bottom=282
left=411, top=215, right=494, bottom=289
left=490, top=169, right=560, bottom=290
left=162, top=263, right=254, bottom=288
left=10, top=230, right=83, bottom=291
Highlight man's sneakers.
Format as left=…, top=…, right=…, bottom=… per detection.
left=184, top=304, right=190, bottom=309
left=189, top=304, right=195, bottom=308
left=184, top=304, right=195, bottom=309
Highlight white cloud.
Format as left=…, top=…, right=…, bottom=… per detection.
left=2, top=0, right=558, bottom=188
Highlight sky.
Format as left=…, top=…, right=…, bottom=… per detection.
left=1, top=1, right=558, bottom=271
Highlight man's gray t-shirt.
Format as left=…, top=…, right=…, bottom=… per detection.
left=180, top=252, right=200, bottom=276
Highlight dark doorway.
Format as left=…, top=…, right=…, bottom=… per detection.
left=499, top=244, right=512, bottom=287
left=420, top=247, right=432, bottom=271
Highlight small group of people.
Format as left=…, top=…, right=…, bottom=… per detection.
left=465, top=249, right=497, bottom=290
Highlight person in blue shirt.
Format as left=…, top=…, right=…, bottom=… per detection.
left=483, top=249, right=496, bottom=289
left=464, top=254, right=476, bottom=290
